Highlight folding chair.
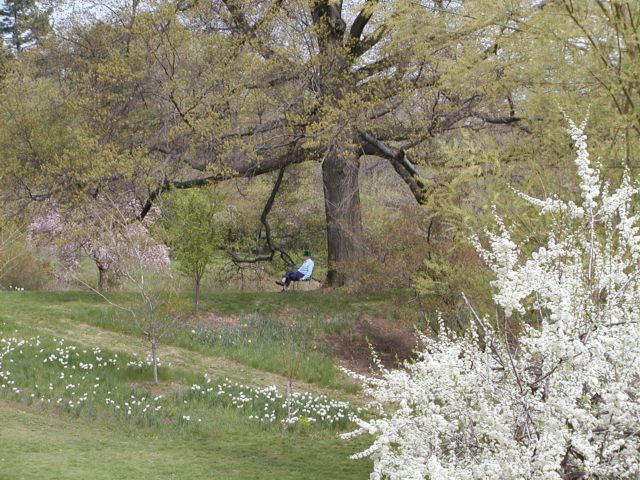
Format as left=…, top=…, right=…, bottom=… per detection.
left=291, top=276, right=314, bottom=291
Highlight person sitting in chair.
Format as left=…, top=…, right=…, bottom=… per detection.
left=276, top=251, right=314, bottom=291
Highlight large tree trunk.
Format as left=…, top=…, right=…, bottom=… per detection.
left=311, top=1, right=366, bottom=288
left=322, top=147, right=365, bottom=287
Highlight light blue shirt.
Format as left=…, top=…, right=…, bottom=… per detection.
left=297, top=258, right=314, bottom=280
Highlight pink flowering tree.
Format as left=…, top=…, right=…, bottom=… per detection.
left=29, top=195, right=169, bottom=290
left=345, top=118, right=640, bottom=480
left=31, top=195, right=179, bottom=384
left=107, top=209, right=183, bottom=385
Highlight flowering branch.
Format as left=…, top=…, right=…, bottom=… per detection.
left=345, top=117, right=640, bottom=480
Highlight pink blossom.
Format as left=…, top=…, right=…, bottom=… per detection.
left=29, top=195, right=169, bottom=281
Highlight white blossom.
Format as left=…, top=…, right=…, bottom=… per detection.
left=346, top=118, right=640, bottom=479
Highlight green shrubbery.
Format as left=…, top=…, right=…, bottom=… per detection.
left=0, top=219, right=52, bottom=291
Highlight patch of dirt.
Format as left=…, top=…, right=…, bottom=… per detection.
left=191, top=311, right=238, bottom=328
left=324, top=318, right=418, bottom=373
left=126, top=381, right=187, bottom=396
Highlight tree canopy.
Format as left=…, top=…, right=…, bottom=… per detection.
left=1, top=0, right=639, bottom=286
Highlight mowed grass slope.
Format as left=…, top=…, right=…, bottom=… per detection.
left=0, top=290, right=382, bottom=480
left=0, top=402, right=369, bottom=480
left=0, top=290, right=418, bottom=391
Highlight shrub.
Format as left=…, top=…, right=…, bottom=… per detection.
left=0, top=221, right=52, bottom=290
left=342, top=205, right=432, bottom=291
left=345, top=118, right=640, bottom=479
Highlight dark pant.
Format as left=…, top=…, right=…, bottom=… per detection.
left=284, top=270, right=304, bottom=286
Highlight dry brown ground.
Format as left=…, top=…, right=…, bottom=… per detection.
left=323, top=318, right=418, bottom=373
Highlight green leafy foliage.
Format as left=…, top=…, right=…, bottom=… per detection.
left=162, top=188, right=224, bottom=309
left=0, top=216, right=51, bottom=290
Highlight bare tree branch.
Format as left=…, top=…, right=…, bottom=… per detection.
left=359, top=130, right=430, bottom=204
left=230, top=165, right=295, bottom=267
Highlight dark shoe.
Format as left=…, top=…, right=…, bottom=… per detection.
left=275, top=280, right=284, bottom=286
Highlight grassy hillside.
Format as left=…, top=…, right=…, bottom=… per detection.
left=0, top=402, right=369, bottom=480
left=0, top=290, right=424, bottom=480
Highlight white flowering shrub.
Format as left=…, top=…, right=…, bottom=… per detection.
left=345, top=118, right=640, bottom=480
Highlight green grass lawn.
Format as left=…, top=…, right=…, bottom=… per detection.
left=0, top=290, right=388, bottom=480
left=198, top=289, right=419, bottom=320
left=0, top=402, right=370, bottom=480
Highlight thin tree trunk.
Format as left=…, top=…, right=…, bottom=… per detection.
left=286, top=378, right=293, bottom=422
left=194, top=274, right=201, bottom=312
left=151, top=337, right=159, bottom=384
left=98, top=265, right=108, bottom=292
left=322, top=146, right=365, bottom=287
left=13, top=11, right=20, bottom=54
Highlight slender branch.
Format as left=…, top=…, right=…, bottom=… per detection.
left=462, top=291, right=506, bottom=369
left=230, top=166, right=295, bottom=267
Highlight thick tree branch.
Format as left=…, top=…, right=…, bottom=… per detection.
left=139, top=146, right=310, bottom=220
left=473, top=113, right=530, bottom=132
left=350, top=0, right=379, bottom=40
left=221, top=0, right=254, bottom=37
left=221, top=0, right=276, bottom=59
left=358, top=130, right=429, bottom=204
left=312, top=0, right=346, bottom=41
left=254, top=0, right=285, bottom=32
left=352, top=24, right=388, bottom=56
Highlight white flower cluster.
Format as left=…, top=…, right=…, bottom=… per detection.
left=190, top=375, right=355, bottom=429
left=0, top=336, right=130, bottom=410
left=104, top=393, right=163, bottom=416
left=6, top=285, right=25, bottom=291
left=1, top=335, right=355, bottom=432
left=0, top=336, right=164, bottom=419
left=126, top=354, right=162, bottom=368
left=346, top=119, right=640, bottom=479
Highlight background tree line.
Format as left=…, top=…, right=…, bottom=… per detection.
left=0, top=0, right=638, bottom=308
